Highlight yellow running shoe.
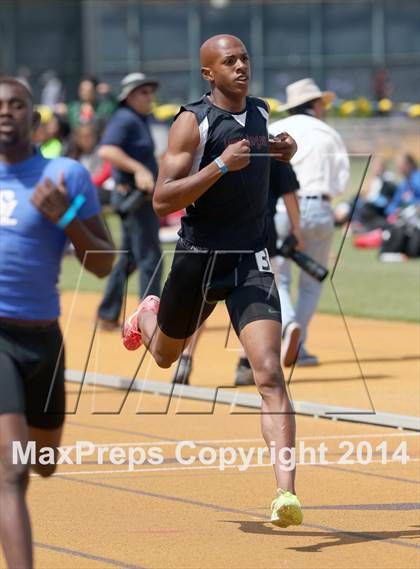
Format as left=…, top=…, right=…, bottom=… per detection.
left=271, top=488, right=303, bottom=528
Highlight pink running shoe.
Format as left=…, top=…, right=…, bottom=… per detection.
left=122, top=295, right=160, bottom=351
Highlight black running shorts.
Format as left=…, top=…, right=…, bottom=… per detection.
left=0, top=321, right=65, bottom=429
left=157, top=238, right=282, bottom=340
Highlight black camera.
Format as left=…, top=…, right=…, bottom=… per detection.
left=277, top=234, right=329, bottom=282
left=112, top=186, right=152, bottom=217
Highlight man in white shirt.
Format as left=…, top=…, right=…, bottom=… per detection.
left=270, top=78, right=349, bottom=366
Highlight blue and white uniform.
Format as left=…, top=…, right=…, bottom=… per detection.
left=0, top=151, right=100, bottom=320
left=0, top=151, right=100, bottom=428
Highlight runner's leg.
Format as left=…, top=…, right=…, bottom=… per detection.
left=239, top=319, right=296, bottom=492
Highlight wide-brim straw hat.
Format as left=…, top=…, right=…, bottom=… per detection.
left=279, top=78, right=335, bottom=111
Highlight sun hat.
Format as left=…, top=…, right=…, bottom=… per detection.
left=118, top=72, right=159, bottom=102
left=279, top=78, right=335, bottom=111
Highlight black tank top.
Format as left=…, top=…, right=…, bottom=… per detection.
left=175, top=94, right=270, bottom=251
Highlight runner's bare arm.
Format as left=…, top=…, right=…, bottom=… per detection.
left=65, top=215, right=115, bottom=278
left=153, top=111, right=250, bottom=216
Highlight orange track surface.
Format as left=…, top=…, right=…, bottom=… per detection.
left=1, top=292, right=419, bottom=569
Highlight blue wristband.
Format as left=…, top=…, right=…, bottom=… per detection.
left=214, top=156, right=229, bottom=175
left=56, top=194, right=87, bottom=229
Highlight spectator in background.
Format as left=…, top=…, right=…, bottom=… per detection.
left=67, top=123, right=113, bottom=206
left=40, top=70, right=64, bottom=109
left=379, top=155, right=420, bottom=260
left=96, top=72, right=162, bottom=330
left=358, top=157, right=396, bottom=228
left=372, top=67, right=392, bottom=115
left=386, top=154, right=420, bottom=217
left=336, top=157, right=396, bottom=231
left=364, top=158, right=396, bottom=206
left=270, top=78, right=349, bottom=367
left=33, top=110, right=71, bottom=158
left=67, top=77, right=117, bottom=129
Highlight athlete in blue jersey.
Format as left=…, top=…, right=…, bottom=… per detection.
left=0, top=77, right=114, bottom=569
left=122, top=35, right=303, bottom=527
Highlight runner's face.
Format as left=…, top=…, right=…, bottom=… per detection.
left=0, top=83, right=34, bottom=147
left=206, top=44, right=251, bottom=97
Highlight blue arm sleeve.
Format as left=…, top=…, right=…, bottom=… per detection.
left=64, top=161, right=101, bottom=221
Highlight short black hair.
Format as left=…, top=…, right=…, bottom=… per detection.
left=288, top=98, right=320, bottom=115
left=0, top=76, right=34, bottom=103
left=53, top=113, right=71, bottom=140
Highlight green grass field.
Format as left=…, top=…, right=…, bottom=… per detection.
left=60, top=224, right=419, bottom=323
left=316, top=231, right=419, bottom=322
left=60, top=157, right=419, bottom=323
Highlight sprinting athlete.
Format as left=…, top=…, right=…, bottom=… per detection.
left=123, top=35, right=303, bottom=527
left=0, top=77, right=114, bottom=569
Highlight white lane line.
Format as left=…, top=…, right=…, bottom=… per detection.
left=31, top=457, right=420, bottom=479
left=57, top=431, right=419, bottom=451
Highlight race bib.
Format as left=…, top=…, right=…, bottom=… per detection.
left=255, top=248, right=272, bottom=273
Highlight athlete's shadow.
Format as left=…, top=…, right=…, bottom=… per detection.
left=286, top=373, right=392, bottom=384
left=320, top=355, right=419, bottom=366
left=223, top=521, right=420, bottom=552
